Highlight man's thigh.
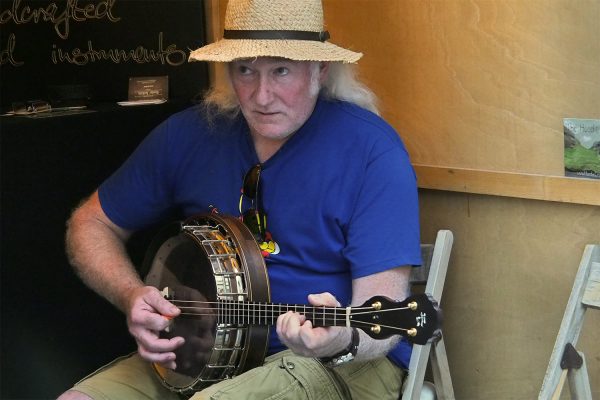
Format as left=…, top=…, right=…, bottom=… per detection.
left=191, top=350, right=347, bottom=400
left=69, top=353, right=181, bottom=400
left=191, top=351, right=404, bottom=400
left=335, top=356, right=405, bottom=399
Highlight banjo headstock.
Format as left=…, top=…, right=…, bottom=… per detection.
left=351, top=293, right=441, bottom=344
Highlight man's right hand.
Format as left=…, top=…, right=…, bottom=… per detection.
left=125, top=286, right=184, bottom=370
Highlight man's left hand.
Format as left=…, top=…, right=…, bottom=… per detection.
left=275, top=292, right=351, bottom=358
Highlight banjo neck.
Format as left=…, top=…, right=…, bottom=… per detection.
left=172, top=293, right=439, bottom=342
left=217, top=300, right=359, bottom=329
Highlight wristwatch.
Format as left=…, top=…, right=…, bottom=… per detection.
left=319, top=327, right=360, bottom=368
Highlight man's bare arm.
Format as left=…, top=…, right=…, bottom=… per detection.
left=66, top=191, right=183, bottom=367
left=66, top=191, right=141, bottom=311
left=351, top=266, right=411, bottom=360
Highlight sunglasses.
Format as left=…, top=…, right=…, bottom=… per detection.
left=239, top=164, right=267, bottom=242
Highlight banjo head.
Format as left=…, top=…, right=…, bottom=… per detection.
left=143, top=214, right=270, bottom=395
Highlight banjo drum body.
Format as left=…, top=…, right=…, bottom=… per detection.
left=143, top=213, right=270, bottom=395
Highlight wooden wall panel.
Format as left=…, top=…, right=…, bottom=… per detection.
left=323, top=0, right=600, bottom=176
left=419, top=190, right=600, bottom=399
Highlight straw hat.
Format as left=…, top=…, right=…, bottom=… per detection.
left=189, top=0, right=362, bottom=63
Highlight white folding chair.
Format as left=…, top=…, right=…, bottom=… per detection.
left=402, top=230, right=455, bottom=400
left=538, top=244, right=599, bottom=400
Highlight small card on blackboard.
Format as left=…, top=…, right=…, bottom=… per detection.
left=564, top=118, right=600, bottom=179
left=124, top=76, right=169, bottom=105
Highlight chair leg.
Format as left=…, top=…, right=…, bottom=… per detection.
left=402, top=343, right=432, bottom=400
left=566, top=351, right=593, bottom=400
left=430, top=337, right=455, bottom=400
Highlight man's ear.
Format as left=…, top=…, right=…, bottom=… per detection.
left=319, top=62, right=330, bottom=82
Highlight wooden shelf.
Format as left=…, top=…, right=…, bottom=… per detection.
left=414, top=164, right=600, bottom=206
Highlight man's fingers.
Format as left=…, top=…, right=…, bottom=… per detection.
left=138, top=331, right=184, bottom=352
left=129, top=308, right=172, bottom=332
left=308, top=292, right=340, bottom=307
left=135, top=330, right=184, bottom=369
left=143, top=288, right=180, bottom=317
left=137, top=344, right=177, bottom=369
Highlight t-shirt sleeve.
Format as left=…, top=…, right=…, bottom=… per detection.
left=98, top=118, right=177, bottom=231
left=342, top=138, right=422, bottom=279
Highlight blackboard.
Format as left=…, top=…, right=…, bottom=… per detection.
left=0, top=0, right=209, bottom=107
left=1, top=101, right=189, bottom=399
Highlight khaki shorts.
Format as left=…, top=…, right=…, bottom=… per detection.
left=71, top=351, right=405, bottom=400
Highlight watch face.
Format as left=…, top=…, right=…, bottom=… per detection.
left=331, top=352, right=355, bottom=367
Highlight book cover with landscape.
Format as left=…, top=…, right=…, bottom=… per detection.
left=564, top=118, right=600, bottom=179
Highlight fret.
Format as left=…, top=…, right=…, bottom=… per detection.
left=246, top=301, right=250, bottom=325
left=227, top=300, right=232, bottom=325
left=267, top=302, right=270, bottom=325
left=268, top=303, right=271, bottom=325
left=271, top=303, right=275, bottom=325
left=268, top=304, right=273, bottom=325
left=222, top=300, right=226, bottom=324
left=243, top=301, right=246, bottom=325
left=334, top=306, right=337, bottom=327
left=219, top=300, right=222, bottom=324
left=226, top=300, right=230, bottom=324
left=231, top=300, right=235, bottom=325
left=278, top=304, right=282, bottom=325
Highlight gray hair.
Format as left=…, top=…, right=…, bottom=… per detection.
left=201, top=61, right=380, bottom=121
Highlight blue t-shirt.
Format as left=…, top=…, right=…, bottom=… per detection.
left=99, top=97, right=422, bottom=368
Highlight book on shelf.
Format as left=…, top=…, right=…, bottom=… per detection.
left=564, top=118, right=600, bottom=180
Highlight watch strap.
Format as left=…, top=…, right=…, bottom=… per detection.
left=319, top=327, right=359, bottom=368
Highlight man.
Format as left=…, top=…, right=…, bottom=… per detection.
left=59, top=0, right=421, bottom=399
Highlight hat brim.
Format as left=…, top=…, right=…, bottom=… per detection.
left=189, top=39, right=362, bottom=63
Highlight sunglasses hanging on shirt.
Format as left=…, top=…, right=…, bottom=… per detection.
left=239, top=164, right=267, bottom=243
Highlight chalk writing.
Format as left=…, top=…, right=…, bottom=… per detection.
left=0, top=0, right=120, bottom=40
left=0, top=33, right=24, bottom=66
left=0, top=0, right=204, bottom=104
left=50, top=32, right=187, bottom=66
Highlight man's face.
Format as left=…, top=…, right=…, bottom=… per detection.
left=229, top=57, right=326, bottom=143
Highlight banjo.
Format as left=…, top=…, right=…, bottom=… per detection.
left=143, top=213, right=441, bottom=395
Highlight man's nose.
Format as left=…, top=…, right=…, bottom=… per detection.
left=254, top=76, right=274, bottom=105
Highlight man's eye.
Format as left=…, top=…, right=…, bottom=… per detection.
left=274, top=67, right=289, bottom=76
left=238, top=66, right=252, bottom=75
